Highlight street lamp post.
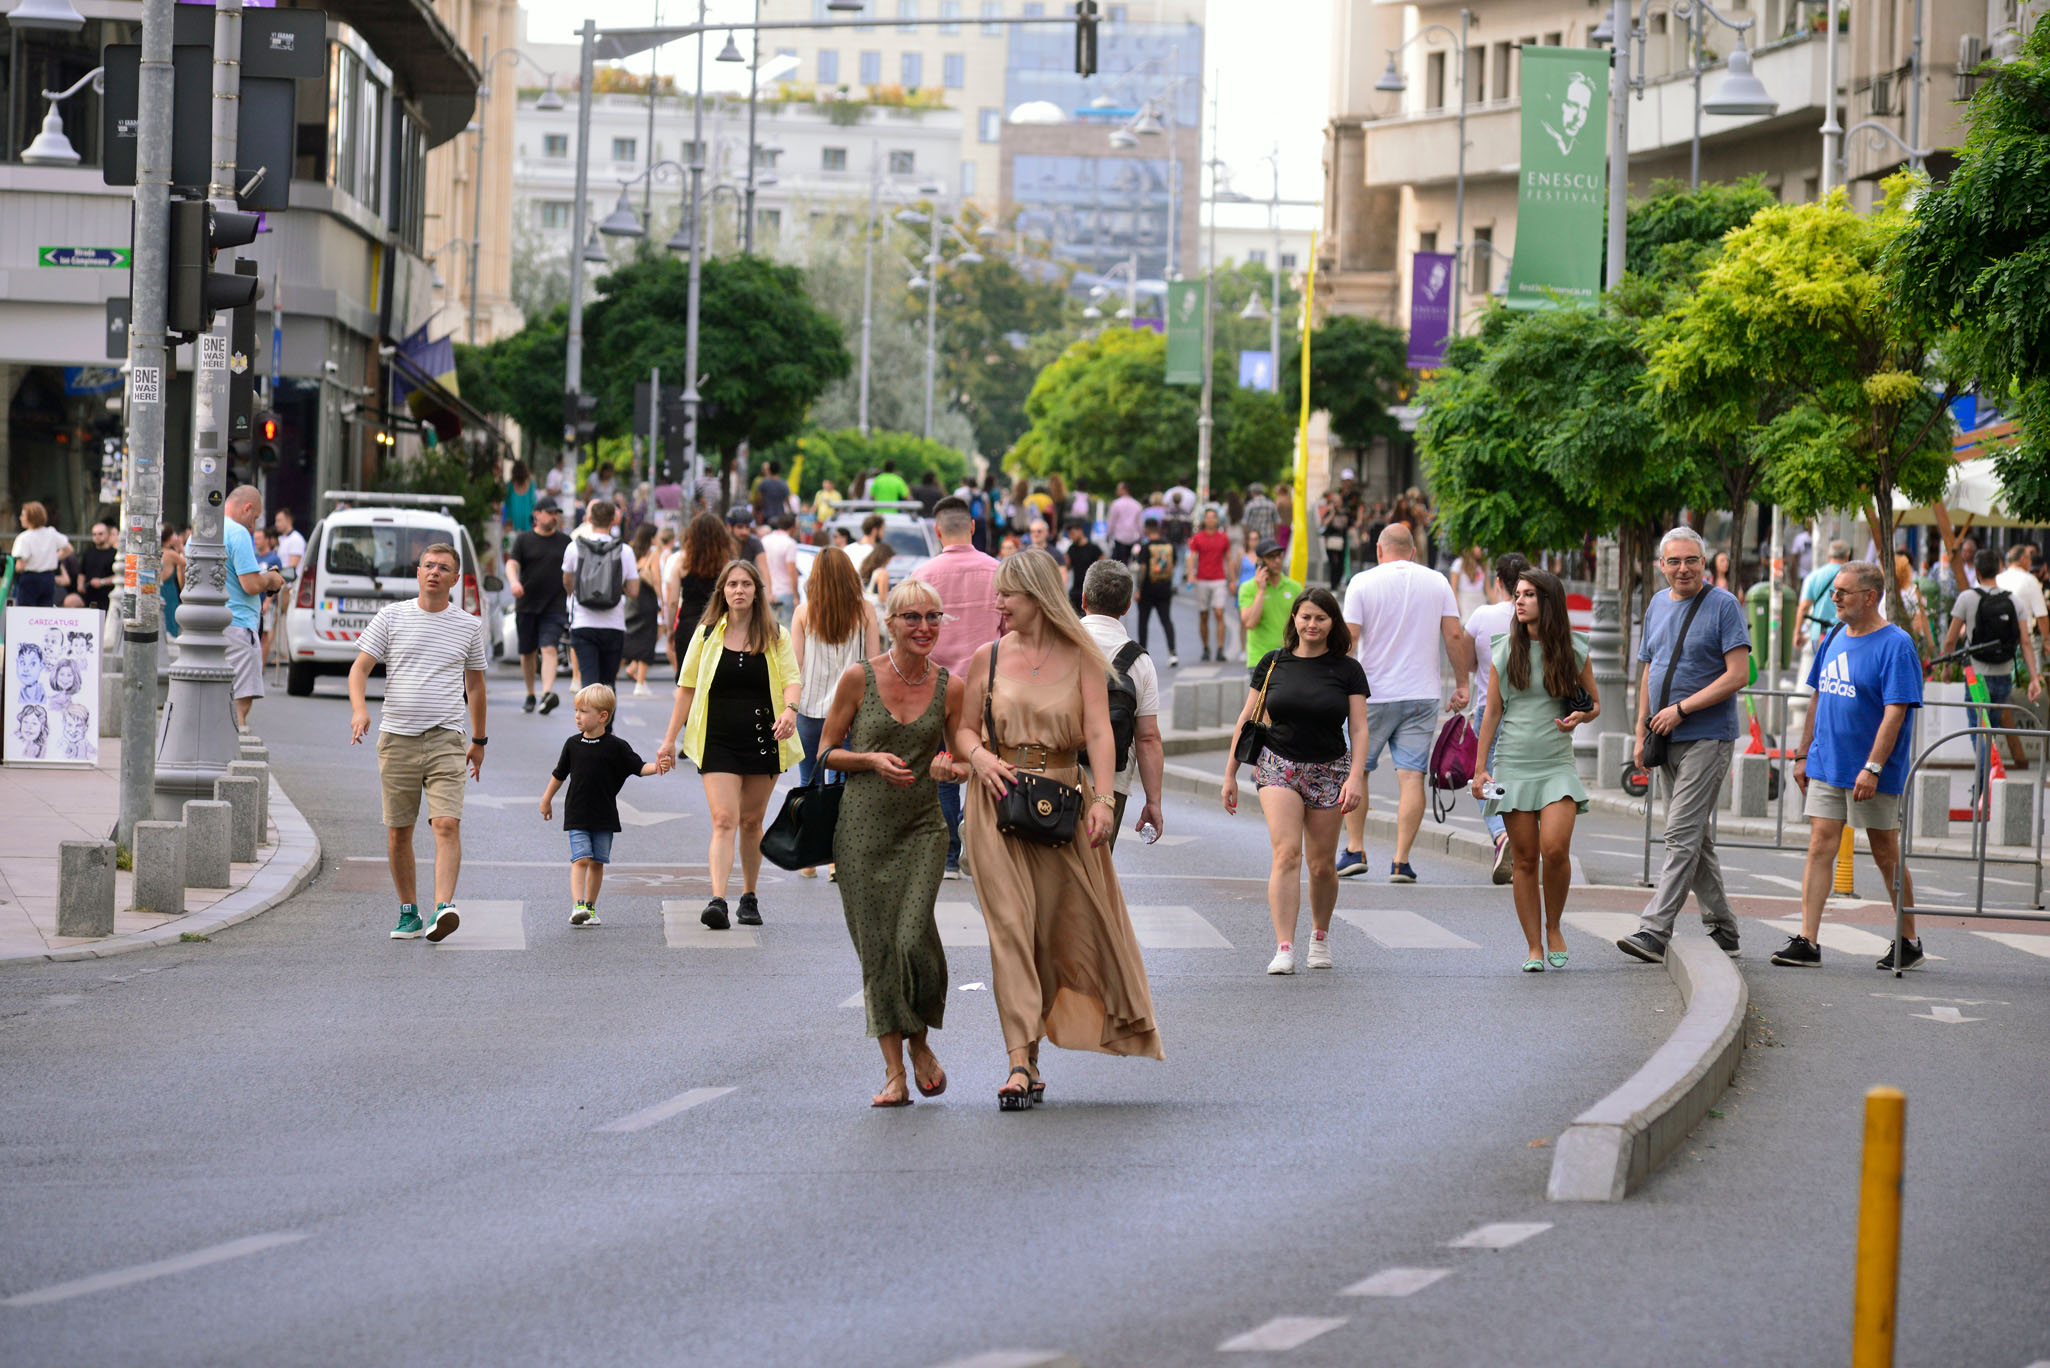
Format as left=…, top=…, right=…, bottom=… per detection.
left=1194, top=77, right=1220, bottom=509
left=859, top=140, right=879, bottom=436
left=1375, top=10, right=1469, bottom=330
left=683, top=3, right=708, bottom=499
left=1820, top=0, right=1843, bottom=195
left=1673, top=0, right=1777, bottom=188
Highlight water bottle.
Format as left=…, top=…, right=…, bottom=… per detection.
left=1139, top=821, right=1159, bottom=845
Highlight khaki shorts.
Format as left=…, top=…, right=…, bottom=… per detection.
left=225, top=625, right=265, bottom=700
left=377, top=728, right=468, bottom=828
left=1193, top=578, right=1232, bottom=613
left=1802, top=778, right=1901, bottom=832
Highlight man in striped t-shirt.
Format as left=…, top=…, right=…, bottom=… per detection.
left=349, top=542, right=489, bottom=942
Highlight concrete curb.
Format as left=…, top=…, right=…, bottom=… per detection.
left=3, top=777, right=321, bottom=965
left=1583, top=788, right=2049, bottom=871
left=1162, top=759, right=1503, bottom=869
left=1546, top=934, right=1747, bottom=1202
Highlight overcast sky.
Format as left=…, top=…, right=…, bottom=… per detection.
left=519, top=0, right=1331, bottom=229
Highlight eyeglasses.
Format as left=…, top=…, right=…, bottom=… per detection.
left=1829, top=586, right=1874, bottom=600
left=1662, top=556, right=1704, bottom=568
left=893, top=611, right=949, bottom=626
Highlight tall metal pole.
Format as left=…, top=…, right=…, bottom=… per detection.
left=1452, top=8, right=1469, bottom=330
left=1194, top=76, right=1217, bottom=508
left=922, top=203, right=939, bottom=440
left=155, top=0, right=244, bottom=820
left=742, top=0, right=762, bottom=253
left=468, top=33, right=490, bottom=345
left=566, top=20, right=596, bottom=423
left=1690, top=7, right=1703, bottom=188
left=1819, top=0, right=1841, bottom=195
left=1604, top=0, right=1631, bottom=289
left=117, top=0, right=176, bottom=847
left=1267, top=146, right=1280, bottom=371
left=645, top=0, right=659, bottom=219
left=1906, top=0, right=1924, bottom=172
left=858, top=139, right=877, bottom=437
left=683, top=0, right=708, bottom=497
left=1165, top=42, right=1180, bottom=279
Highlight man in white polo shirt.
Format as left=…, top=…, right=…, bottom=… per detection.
left=349, top=542, right=488, bottom=943
left=1339, top=523, right=1474, bottom=882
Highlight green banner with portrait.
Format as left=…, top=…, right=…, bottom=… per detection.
left=1505, top=46, right=1609, bottom=309
left=1164, top=280, right=1206, bottom=385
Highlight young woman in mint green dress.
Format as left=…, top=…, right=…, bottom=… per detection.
left=1469, top=569, right=1600, bottom=972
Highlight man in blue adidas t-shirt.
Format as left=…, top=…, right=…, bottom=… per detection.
left=1777, top=561, right=1926, bottom=971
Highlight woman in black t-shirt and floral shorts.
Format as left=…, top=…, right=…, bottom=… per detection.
left=1220, top=586, right=1370, bottom=975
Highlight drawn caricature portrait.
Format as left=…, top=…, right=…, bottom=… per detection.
left=43, top=627, right=64, bottom=661
left=47, top=657, right=84, bottom=710
left=59, top=702, right=93, bottom=761
left=1544, top=71, right=1596, bottom=157
left=14, top=704, right=48, bottom=761
left=66, top=630, right=95, bottom=660
left=14, top=643, right=47, bottom=707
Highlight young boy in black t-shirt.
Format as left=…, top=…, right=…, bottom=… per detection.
left=539, top=684, right=670, bottom=925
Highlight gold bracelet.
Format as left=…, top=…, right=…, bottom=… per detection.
left=1092, top=793, right=1115, bottom=807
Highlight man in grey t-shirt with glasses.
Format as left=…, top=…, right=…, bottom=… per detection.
left=1617, top=526, right=1753, bottom=964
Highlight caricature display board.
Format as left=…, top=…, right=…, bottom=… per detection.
left=4, top=607, right=102, bottom=767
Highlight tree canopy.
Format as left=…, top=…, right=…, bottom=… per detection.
left=1282, top=313, right=1410, bottom=452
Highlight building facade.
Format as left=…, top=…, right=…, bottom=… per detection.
left=421, top=0, right=522, bottom=346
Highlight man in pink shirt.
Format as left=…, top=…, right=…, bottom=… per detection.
left=1106, top=481, right=1145, bottom=564
left=914, top=496, right=1001, bottom=876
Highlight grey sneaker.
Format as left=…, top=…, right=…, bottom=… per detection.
left=1707, top=924, right=1741, bottom=957
left=1616, top=931, right=1667, bottom=964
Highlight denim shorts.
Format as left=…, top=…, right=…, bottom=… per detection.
left=567, top=829, right=616, bottom=863
left=1362, top=697, right=1438, bottom=773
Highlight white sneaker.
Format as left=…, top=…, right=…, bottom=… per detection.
left=632, top=682, right=652, bottom=697
left=1305, top=936, right=1333, bottom=969
left=1266, top=946, right=1296, bottom=975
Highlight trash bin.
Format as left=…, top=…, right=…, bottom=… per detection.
left=1746, top=580, right=1799, bottom=668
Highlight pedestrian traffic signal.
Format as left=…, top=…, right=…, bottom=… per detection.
left=253, top=409, right=281, bottom=466
left=168, top=198, right=263, bottom=337
left=1074, top=0, right=1098, bottom=76
left=566, top=391, right=599, bottom=447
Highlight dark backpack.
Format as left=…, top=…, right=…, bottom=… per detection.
left=1106, top=640, right=1146, bottom=771
left=1966, top=587, right=2021, bottom=665
left=572, top=534, right=624, bottom=611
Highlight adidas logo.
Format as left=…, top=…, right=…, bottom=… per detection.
left=1817, top=652, right=1858, bottom=699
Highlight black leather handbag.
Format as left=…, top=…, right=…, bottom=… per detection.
left=985, top=640, right=1082, bottom=848
left=1233, top=656, right=1280, bottom=766
left=1640, top=587, right=1709, bottom=771
left=760, top=766, right=843, bottom=871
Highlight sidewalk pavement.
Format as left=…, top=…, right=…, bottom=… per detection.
left=0, top=736, right=321, bottom=964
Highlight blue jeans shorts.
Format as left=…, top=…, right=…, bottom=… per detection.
left=1363, top=697, right=1439, bottom=773
left=568, top=829, right=615, bottom=864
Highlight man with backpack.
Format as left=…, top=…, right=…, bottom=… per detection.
left=1080, top=560, right=1164, bottom=851
left=560, top=499, right=641, bottom=692
left=1942, top=546, right=2043, bottom=791
left=1135, top=520, right=1181, bottom=666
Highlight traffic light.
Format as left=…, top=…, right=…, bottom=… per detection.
left=169, top=197, right=264, bottom=337
left=253, top=409, right=281, bottom=466
left=566, top=391, right=598, bottom=448
left=1074, top=0, right=1098, bottom=76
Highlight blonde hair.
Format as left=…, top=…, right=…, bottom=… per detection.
left=885, top=577, right=944, bottom=619
left=575, top=683, right=617, bottom=716
left=20, top=501, right=47, bottom=529
left=993, top=549, right=1106, bottom=674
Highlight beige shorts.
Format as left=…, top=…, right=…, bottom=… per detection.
left=1803, top=778, right=1901, bottom=832
left=377, top=728, right=468, bottom=828
left=225, top=625, right=265, bottom=700
left=1194, top=578, right=1231, bottom=613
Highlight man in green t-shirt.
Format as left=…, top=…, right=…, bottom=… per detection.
left=1238, top=539, right=1302, bottom=662
left=868, top=460, right=911, bottom=505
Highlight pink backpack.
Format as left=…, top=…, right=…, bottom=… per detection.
left=1428, top=712, right=1478, bottom=822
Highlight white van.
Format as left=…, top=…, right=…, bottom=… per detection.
left=281, top=491, right=497, bottom=696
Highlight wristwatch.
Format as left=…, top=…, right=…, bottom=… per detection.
left=1862, top=760, right=1883, bottom=776
left=471, top=736, right=488, bottom=746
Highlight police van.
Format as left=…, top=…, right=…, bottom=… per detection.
left=280, top=491, right=497, bottom=696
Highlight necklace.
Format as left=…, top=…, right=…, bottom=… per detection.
left=888, top=649, right=931, bottom=686
left=1021, top=635, right=1055, bottom=676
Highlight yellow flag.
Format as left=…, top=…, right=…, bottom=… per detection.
left=1289, top=231, right=1318, bottom=585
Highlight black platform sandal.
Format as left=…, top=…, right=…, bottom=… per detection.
left=997, top=1066, right=1034, bottom=1111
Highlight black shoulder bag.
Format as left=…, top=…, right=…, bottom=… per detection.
left=761, top=764, right=844, bottom=870
left=984, top=639, right=1083, bottom=847
left=1232, top=656, right=1281, bottom=766
left=1640, top=588, right=1710, bottom=771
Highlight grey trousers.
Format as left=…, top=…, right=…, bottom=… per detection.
left=1637, top=737, right=1738, bottom=939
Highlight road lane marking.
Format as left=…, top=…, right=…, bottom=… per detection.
left=1909, top=1005, right=1982, bottom=1024
left=1341, top=1267, right=1452, bottom=1297
left=1563, top=911, right=1641, bottom=943
left=661, top=905, right=760, bottom=948
left=1218, top=1316, right=1347, bottom=1351
left=839, top=991, right=865, bottom=1009
left=1447, top=1221, right=1551, bottom=1250
left=2, top=1232, right=307, bottom=1307
left=1763, top=919, right=1944, bottom=960
left=1750, top=873, right=1805, bottom=892
left=1334, top=908, right=1480, bottom=950
left=1974, top=932, right=2050, bottom=959
left=936, top=901, right=988, bottom=948
left=437, top=900, right=524, bottom=950
left=1125, top=905, right=1232, bottom=949
left=924, top=1353, right=1082, bottom=1368
left=595, top=1086, right=736, bottom=1133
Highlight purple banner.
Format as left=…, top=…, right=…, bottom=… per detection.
left=1407, top=251, right=1457, bottom=370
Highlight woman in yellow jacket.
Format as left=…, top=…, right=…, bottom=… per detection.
left=658, top=559, right=804, bottom=930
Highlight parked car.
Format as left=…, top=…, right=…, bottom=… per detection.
left=793, top=501, right=939, bottom=596
left=281, top=491, right=498, bottom=697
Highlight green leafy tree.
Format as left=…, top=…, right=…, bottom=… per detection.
left=455, top=307, right=568, bottom=454
left=1885, top=19, right=2050, bottom=522
left=1281, top=313, right=1410, bottom=452
left=927, top=255, right=1079, bottom=458
left=766, top=427, right=971, bottom=500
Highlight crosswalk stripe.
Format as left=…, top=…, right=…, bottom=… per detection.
left=839, top=991, right=866, bottom=1009
left=438, top=900, right=525, bottom=950
left=1126, top=904, right=1233, bottom=949
left=661, top=903, right=761, bottom=948
left=1972, top=931, right=2050, bottom=959
left=1447, top=1221, right=1551, bottom=1250
left=1341, top=1267, right=1452, bottom=1297
left=1217, top=1316, right=1347, bottom=1352
left=936, top=901, right=987, bottom=948
left=594, top=1086, right=735, bottom=1133
left=1563, top=910, right=1641, bottom=943
left=1335, top=907, right=1480, bottom=950
left=1763, top=918, right=1944, bottom=960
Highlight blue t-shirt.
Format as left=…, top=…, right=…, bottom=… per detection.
left=1801, top=563, right=1843, bottom=628
left=224, top=519, right=262, bottom=630
left=1637, top=585, right=1750, bottom=743
left=1804, top=623, right=1923, bottom=794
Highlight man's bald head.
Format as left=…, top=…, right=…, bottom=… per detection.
left=1377, top=523, right=1415, bottom=562
left=224, top=485, right=263, bottom=529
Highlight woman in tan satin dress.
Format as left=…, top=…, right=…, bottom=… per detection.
left=951, top=550, right=1164, bottom=1111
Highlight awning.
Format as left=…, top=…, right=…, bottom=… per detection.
left=388, top=348, right=511, bottom=455
left=1892, top=456, right=2032, bottom=530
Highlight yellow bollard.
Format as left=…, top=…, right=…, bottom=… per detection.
left=1834, top=825, right=1858, bottom=895
left=1851, top=1087, right=1907, bottom=1368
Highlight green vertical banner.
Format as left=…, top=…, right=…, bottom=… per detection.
left=1164, top=280, right=1207, bottom=384
left=1506, top=46, right=1610, bottom=309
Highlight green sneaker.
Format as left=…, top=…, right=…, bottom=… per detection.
left=391, top=906, right=424, bottom=939
left=576, top=905, right=600, bottom=927
left=425, top=903, right=460, bottom=942
left=570, top=903, right=593, bottom=926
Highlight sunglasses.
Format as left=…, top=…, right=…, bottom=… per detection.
left=894, top=612, right=948, bottom=626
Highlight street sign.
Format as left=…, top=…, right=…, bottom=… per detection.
left=41, top=247, right=131, bottom=268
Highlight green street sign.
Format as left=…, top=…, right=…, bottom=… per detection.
left=1165, top=280, right=1207, bottom=385
left=1505, top=46, right=1609, bottom=309
left=39, top=246, right=131, bottom=268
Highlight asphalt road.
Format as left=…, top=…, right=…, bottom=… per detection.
left=3, top=596, right=2047, bottom=1368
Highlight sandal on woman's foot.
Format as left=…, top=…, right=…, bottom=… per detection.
left=871, top=1072, right=914, bottom=1108
left=1028, top=1073, right=1045, bottom=1105
left=997, top=1066, right=1034, bottom=1111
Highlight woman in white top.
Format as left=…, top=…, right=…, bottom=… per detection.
left=1449, top=545, right=1490, bottom=620
left=790, top=546, right=883, bottom=877
left=8, top=501, right=71, bottom=608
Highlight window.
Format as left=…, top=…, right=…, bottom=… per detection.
left=860, top=49, right=882, bottom=83
left=823, top=145, right=848, bottom=171
left=818, top=49, right=840, bottom=82
left=1022, top=1, right=1043, bottom=14
left=978, top=107, right=1001, bottom=142
left=939, top=0, right=961, bottom=33
left=902, top=51, right=924, bottom=86
left=1425, top=51, right=1447, bottom=109
left=1108, top=3, right=1127, bottom=18
left=1247, top=248, right=1267, bottom=265
left=543, top=132, right=568, bottom=158
left=897, top=0, right=917, bottom=32
left=943, top=52, right=966, bottom=87
left=332, top=46, right=360, bottom=197
left=1470, top=226, right=1493, bottom=294
left=1466, top=46, right=1484, bottom=101
left=1491, top=42, right=1512, bottom=100
left=1543, top=31, right=1562, bottom=45
left=889, top=149, right=916, bottom=175
left=358, top=76, right=386, bottom=214
left=612, top=136, right=637, bottom=162
left=1279, top=252, right=1297, bottom=269
left=1418, top=230, right=1438, bottom=253
left=960, top=159, right=976, bottom=195
left=980, top=0, right=1002, bottom=33
left=538, top=201, right=573, bottom=229
left=754, top=145, right=781, bottom=169
left=757, top=208, right=781, bottom=240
